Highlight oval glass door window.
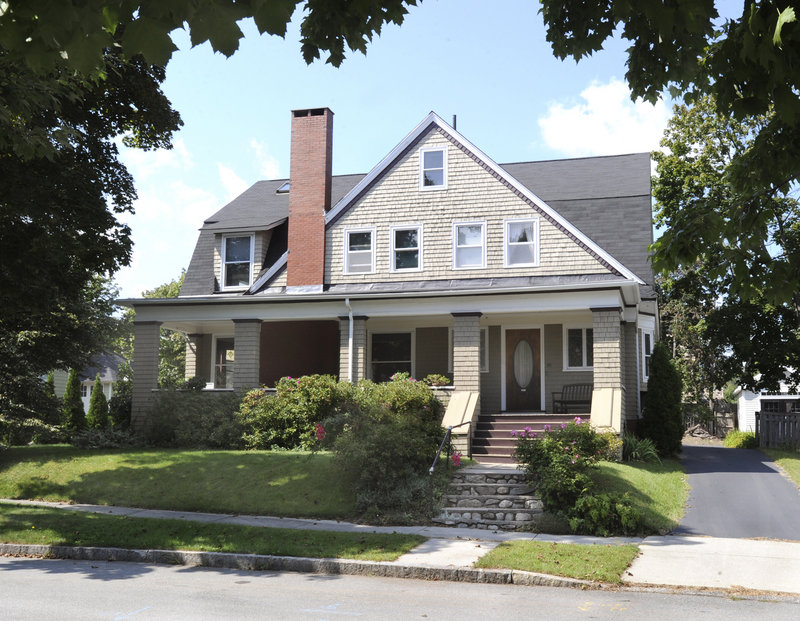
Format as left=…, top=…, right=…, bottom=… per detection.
left=513, top=339, right=534, bottom=388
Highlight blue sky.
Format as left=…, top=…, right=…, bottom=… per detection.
left=115, top=0, right=673, bottom=298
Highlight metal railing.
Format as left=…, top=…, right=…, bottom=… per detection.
left=428, top=421, right=471, bottom=515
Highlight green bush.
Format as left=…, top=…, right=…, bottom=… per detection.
left=723, top=429, right=758, bottom=449
left=512, top=417, right=618, bottom=513
left=237, top=375, right=351, bottom=450
left=142, top=390, right=244, bottom=449
left=568, top=492, right=643, bottom=536
left=0, top=416, right=63, bottom=446
left=86, top=373, right=109, bottom=429
left=622, top=433, right=661, bottom=463
left=71, top=427, right=139, bottom=449
left=108, top=363, right=132, bottom=429
left=640, top=342, right=684, bottom=457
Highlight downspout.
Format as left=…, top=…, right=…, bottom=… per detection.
left=345, top=297, right=354, bottom=382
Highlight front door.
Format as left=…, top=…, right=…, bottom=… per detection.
left=505, top=329, right=541, bottom=411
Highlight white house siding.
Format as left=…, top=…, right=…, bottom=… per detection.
left=737, top=391, right=760, bottom=432
left=324, top=131, right=612, bottom=284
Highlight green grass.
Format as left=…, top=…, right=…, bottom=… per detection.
left=0, top=446, right=356, bottom=518
left=762, top=448, right=800, bottom=488
left=475, top=540, right=639, bottom=583
left=593, top=459, right=687, bottom=535
left=0, top=504, right=423, bottom=562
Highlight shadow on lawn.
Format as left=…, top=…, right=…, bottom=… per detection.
left=1, top=447, right=356, bottom=519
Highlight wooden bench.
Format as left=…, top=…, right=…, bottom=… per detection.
left=552, top=383, right=593, bottom=413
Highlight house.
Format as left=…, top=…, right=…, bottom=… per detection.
left=736, top=372, right=800, bottom=432
left=52, top=352, right=126, bottom=413
left=124, top=108, right=658, bottom=439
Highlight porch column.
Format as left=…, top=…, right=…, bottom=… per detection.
left=452, top=313, right=482, bottom=413
left=233, top=319, right=261, bottom=391
left=131, top=321, right=161, bottom=432
left=185, top=334, right=201, bottom=380
left=339, top=315, right=367, bottom=382
left=591, top=307, right=625, bottom=433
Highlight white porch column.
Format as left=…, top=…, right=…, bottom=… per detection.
left=131, top=321, right=161, bottom=432
left=338, top=315, right=367, bottom=382
left=233, top=319, right=261, bottom=391
left=452, top=313, right=482, bottom=413
left=591, top=307, right=625, bottom=433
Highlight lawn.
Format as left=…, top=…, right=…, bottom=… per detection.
left=0, top=446, right=356, bottom=518
left=593, top=459, right=687, bottom=534
left=475, top=540, right=639, bottom=583
left=762, top=448, right=800, bottom=488
left=0, top=503, right=422, bottom=562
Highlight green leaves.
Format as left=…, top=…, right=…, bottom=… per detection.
left=773, top=5, right=796, bottom=47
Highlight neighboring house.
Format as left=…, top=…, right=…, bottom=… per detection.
left=124, top=108, right=658, bottom=434
left=736, top=373, right=800, bottom=432
left=53, top=352, right=127, bottom=413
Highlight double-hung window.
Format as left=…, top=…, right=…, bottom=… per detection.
left=222, top=234, right=254, bottom=288
left=391, top=225, right=422, bottom=271
left=505, top=218, right=539, bottom=267
left=420, top=148, right=446, bottom=189
left=565, top=326, right=593, bottom=370
left=344, top=228, right=375, bottom=274
left=642, top=330, right=654, bottom=380
left=371, top=333, right=412, bottom=382
left=453, top=222, right=486, bottom=269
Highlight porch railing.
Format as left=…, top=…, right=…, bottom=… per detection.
left=428, top=421, right=471, bottom=515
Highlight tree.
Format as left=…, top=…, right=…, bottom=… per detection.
left=640, top=343, right=684, bottom=457
left=86, top=373, right=109, bottom=429
left=0, top=1, right=419, bottom=73
left=61, top=369, right=86, bottom=432
left=541, top=1, right=800, bottom=294
left=652, top=95, right=800, bottom=392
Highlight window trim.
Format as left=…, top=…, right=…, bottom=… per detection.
left=211, top=335, right=236, bottom=390
left=419, top=147, right=447, bottom=190
left=452, top=221, right=486, bottom=270
left=504, top=217, right=540, bottom=268
left=221, top=233, right=255, bottom=290
left=642, top=329, right=654, bottom=382
left=390, top=224, right=423, bottom=272
left=343, top=227, right=376, bottom=275
left=368, top=331, right=415, bottom=381
left=563, top=325, right=594, bottom=371
left=479, top=327, right=489, bottom=373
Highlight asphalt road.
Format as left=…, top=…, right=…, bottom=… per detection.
left=2, top=557, right=799, bottom=620
left=675, top=445, right=800, bottom=540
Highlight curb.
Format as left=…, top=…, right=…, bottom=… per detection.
left=0, top=543, right=599, bottom=590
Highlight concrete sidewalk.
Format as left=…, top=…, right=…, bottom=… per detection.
left=3, top=498, right=800, bottom=595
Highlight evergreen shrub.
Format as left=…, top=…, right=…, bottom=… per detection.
left=639, top=342, right=684, bottom=457
left=86, top=373, right=109, bottom=429
left=61, top=369, right=87, bottom=432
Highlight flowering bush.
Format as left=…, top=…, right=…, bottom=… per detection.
left=513, top=418, right=618, bottom=513
left=451, top=451, right=462, bottom=467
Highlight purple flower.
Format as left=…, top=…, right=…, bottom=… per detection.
left=528, top=431, right=537, bottom=438
left=574, top=417, right=583, bottom=425
left=511, top=430, right=518, bottom=437
left=544, top=425, right=551, bottom=432
left=560, top=423, right=566, bottom=430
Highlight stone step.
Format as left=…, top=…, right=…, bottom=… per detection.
left=446, top=482, right=533, bottom=495
left=434, top=507, right=540, bottom=530
left=441, top=494, right=541, bottom=510
left=449, top=471, right=527, bottom=485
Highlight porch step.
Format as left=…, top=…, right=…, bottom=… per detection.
left=470, top=414, right=587, bottom=464
left=434, top=467, right=542, bottom=530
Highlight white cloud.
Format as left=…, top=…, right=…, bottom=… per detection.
left=250, top=139, right=281, bottom=179
left=218, top=163, right=249, bottom=201
left=119, top=138, right=193, bottom=180
left=538, top=79, right=670, bottom=157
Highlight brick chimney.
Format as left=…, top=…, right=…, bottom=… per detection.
left=287, top=107, right=333, bottom=292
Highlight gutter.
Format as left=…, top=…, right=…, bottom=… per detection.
left=345, top=297, right=354, bottom=383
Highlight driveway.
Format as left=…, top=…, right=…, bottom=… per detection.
left=675, top=444, right=800, bottom=540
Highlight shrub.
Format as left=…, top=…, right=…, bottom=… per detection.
left=86, top=373, right=109, bottom=429
left=512, top=417, right=617, bottom=513
left=723, top=429, right=758, bottom=449
left=237, top=375, right=350, bottom=450
left=182, top=376, right=206, bottom=391
left=639, top=342, right=684, bottom=457
left=622, top=433, right=661, bottom=463
left=108, top=363, right=132, bottom=429
left=422, top=374, right=450, bottom=387
left=141, top=390, right=244, bottom=449
left=61, top=369, right=86, bottom=432
left=71, top=427, right=139, bottom=449
left=0, top=416, right=63, bottom=446
left=568, top=492, right=643, bottom=536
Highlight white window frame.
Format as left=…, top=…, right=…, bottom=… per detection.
left=221, top=233, right=255, bottom=290
left=642, top=329, right=654, bottom=382
left=368, top=331, right=415, bottom=381
left=563, top=325, right=594, bottom=371
left=504, top=217, right=540, bottom=267
left=419, top=147, right=447, bottom=190
left=343, top=227, right=376, bottom=275
left=452, top=221, right=486, bottom=270
left=210, top=335, right=236, bottom=390
left=390, top=224, right=423, bottom=272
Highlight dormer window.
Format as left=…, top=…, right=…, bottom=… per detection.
left=420, top=147, right=447, bottom=189
left=276, top=181, right=290, bottom=194
left=504, top=218, right=540, bottom=267
left=222, top=234, right=254, bottom=289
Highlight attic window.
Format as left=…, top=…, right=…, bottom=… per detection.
left=420, top=147, right=447, bottom=189
left=276, top=182, right=290, bottom=194
left=221, top=234, right=254, bottom=289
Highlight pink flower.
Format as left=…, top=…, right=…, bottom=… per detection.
left=511, top=430, right=518, bottom=437
left=574, top=417, right=583, bottom=425
left=528, top=431, right=537, bottom=438
left=451, top=452, right=462, bottom=467
left=315, top=424, right=326, bottom=441
left=544, top=425, right=551, bottom=432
